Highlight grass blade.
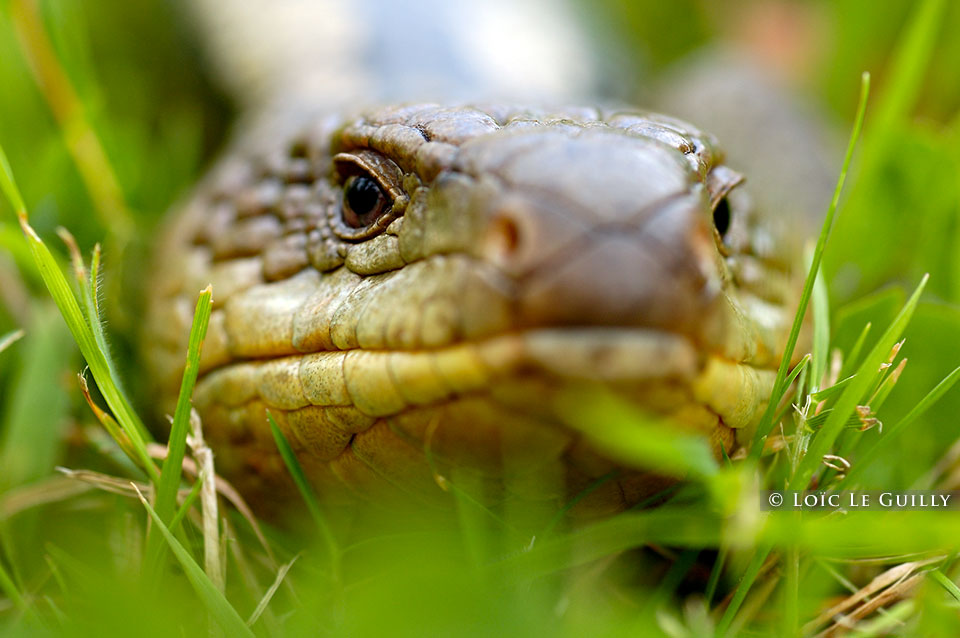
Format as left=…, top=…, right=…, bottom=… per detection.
left=930, top=569, right=960, bottom=603
left=783, top=354, right=812, bottom=398
left=810, top=264, right=830, bottom=392
left=840, top=322, right=873, bottom=379
left=267, top=412, right=339, bottom=572
left=705, top=548, right=727, bottom=606
left=558, top=389, right=718, bottom=480
left=0, top=558, right=27, bottom=614
left=750, top=72, right=871, bottom=460
left=58, top=230, right=115, bottom=393
left=843, top=363, right=960, bottom=487
left=154, top=285, right=212, bottom=525
left=810, top=374, right=855, bottom=402
left=0, top=146, right=27, bottom=213
left=869, top=0, right=947, bottom=138
left=494, top=509, right=723, bottom=577
left=716, top=543, right=773, bottom=636
left=0, top=329, right=24, bottom=354
left=132, top=484, right=254, bottom=638
left=247, top=555, right=299, bottom=627
left=169, top=475, right=204, bottom=534
left=9, top=0, right=134, bottom=237
left=0, top=307, right=72, bottom=488
left=782, top=543, right=800, bottom=637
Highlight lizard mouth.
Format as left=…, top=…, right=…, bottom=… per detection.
left=192, top=324, right=775, bottom=512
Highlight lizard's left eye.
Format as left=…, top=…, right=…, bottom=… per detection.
left=713, top=196, right=731, bottom=239
left=342, top=175, right=388, bottom=228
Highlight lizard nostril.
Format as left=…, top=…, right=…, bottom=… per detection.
left=485, top=213, right=523, bottom=267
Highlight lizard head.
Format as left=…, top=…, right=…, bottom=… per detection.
left=146, top=104, right=800, bottom=514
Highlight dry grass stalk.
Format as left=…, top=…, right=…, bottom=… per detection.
left=187, top=408, right=224, bottom=593
left=805, top=558, right=939, bottom=636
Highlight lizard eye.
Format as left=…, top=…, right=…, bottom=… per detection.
left=713, top=196, right=731, bottom=239
left=331, top=150, right=408, bottom=240
left=705, top=165, right=744, bottom=253
left=342, top=175, right=388, bottom=228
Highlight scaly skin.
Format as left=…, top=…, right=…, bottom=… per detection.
left=144, top=103, right=800, bottom=516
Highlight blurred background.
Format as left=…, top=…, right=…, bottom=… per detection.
left=1, top=0, right=960, bottom=634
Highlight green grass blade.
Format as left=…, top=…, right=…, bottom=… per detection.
left=804, top=409, right=872, bottom=432
left=0, top=146, right=27, bottom=213
left=782, top=543, right=800, bottom=638
left=783, top=354, right=812, bottom=398
left=810, top=263, right=830, bottom=393
left=0, top=307, right=72, bottom=488
left=558, top=389, right=718, bottom=480
left=541, top=470, right=619, bottom=536
left=849, top=601, right=915, bottom=637
left=716, top=543, right=773, bottom=636
left=133, top=484, right=254, bottom=638
left=750, top=72, right=871, bottom=460
left=247, top=555, right=299, bottom=627
left=155, top=285, right=212, bottom=525
left=267, top=412, right=339, bottom=570
left=810, top=374, right=855, bottom=402
left=839, top=322, right=872, bottom=379
left=494, top=509, right=723, bottom=577
left=0, top=558, right=27, bottom=614
left=646, top=549, right=698, bottom=610
left=57, top=229, right=126, bottom=404
left=844, top=363, right=960, bottom=487
left=704, top=548, right=727, bottom=606
left=791, top=274, right=928, bottom=491
left=89, top=243, right=101, bottom=319
left=930, top=569, right=960, bottom=603
left=0, top=329, right=24, bottom=354
left=866, top=358, right=906, bottom=411
left=169, top=476, right=204, bottom=534
left=19, top=221, right=155, bottom=475
left=870, top=0, right=946, bottom=137
left=68, top=238, right=113, bottom=387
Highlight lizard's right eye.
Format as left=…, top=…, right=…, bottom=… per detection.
left=331, top=150, right=408, bottom=240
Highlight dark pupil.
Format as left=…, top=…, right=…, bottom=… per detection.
left=713, top=197, right=731, bottom=238
left=346, top=176, right=383, bottom=219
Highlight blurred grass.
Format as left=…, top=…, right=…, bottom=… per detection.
left=1, top=0, right=960, bottom=636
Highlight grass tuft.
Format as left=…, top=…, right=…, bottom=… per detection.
left=791, top=274, right=928, bottom=492
left=1, top=144, right=156, bottom=480
left=132, top=483, right=255, bottom=638
left=750, top=71, right=871, bottom=460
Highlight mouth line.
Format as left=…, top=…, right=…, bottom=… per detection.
left=191, top=324, right=778, bottom=495
left=508, top=327, right=701, bottom=383
left=198, top=326, right=704, bottom=392
left=195, top=325, right=772, bottom=426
